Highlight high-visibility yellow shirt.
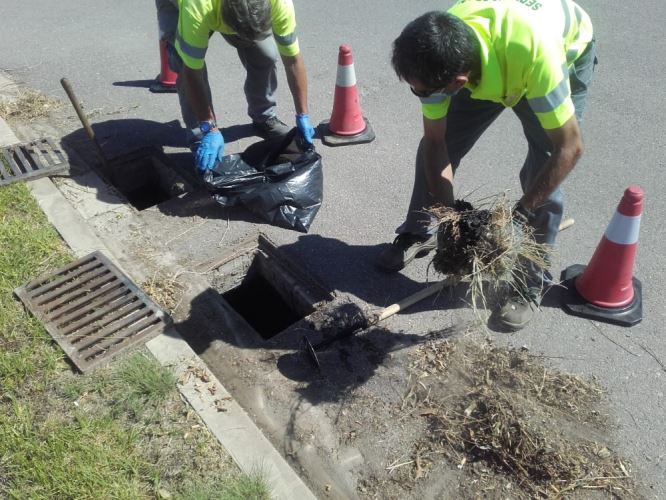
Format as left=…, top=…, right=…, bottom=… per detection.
left=175, top=0, right=299, bottom=70
left=421, top=0, right=594, bottom=129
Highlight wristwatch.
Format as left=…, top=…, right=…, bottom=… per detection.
left=199, top=119, right=217, bottom=134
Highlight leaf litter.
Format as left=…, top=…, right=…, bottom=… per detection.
left=402, top=332, right=638, bottom=498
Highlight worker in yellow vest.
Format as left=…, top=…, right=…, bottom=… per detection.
left=377, top=0, right=596, bottom=330
left=155, top=0, right=314, bottom=171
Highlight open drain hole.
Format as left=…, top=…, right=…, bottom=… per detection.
left=105, top=147, right=190, bottom=210
left=209, top=234, right=333, bottom=341
left=223, top=261, right=304, bottom=339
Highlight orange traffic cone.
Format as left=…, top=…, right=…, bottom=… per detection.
left=562, top=186, right=644, bottom=326
left=320, top=44, right=375, bottom=147
left=150, top=40, right=178, bottom=93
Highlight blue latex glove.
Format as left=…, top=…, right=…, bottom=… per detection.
left=296, top=113, right=315, bottom=145
left=196, top=130, right=224, bottom=172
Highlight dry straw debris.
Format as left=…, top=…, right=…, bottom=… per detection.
left=0, top=88, right=62, bottom=122
left=428, top=195, right=550, bottom=312
left=405, top=335, right=636, bottom=498
left=141, top=273, right=185, bottom=315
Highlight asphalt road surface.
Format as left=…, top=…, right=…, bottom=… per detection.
left=2, top=0, right=665, bottom=497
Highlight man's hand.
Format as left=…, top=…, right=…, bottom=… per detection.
left=196, top=130, right=224, bottom=172
left=296, top=113, right=315, bottom=144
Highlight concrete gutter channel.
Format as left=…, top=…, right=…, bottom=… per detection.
left=0, top=112, right=320, bottom=498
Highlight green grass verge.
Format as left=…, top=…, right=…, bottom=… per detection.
left=0, top=183, right=270, bottom=499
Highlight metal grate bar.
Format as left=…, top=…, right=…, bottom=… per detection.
left=45, top=279, right=122, bottom=321
left=25, top=255, right=98, bottom=291
left=34, top=267, right=112, bottom=307
left=46, top=138, right=67, bottom=165
left=92, top=323, right=163, bottom=362
left=57, top=292, right=136, bottom=335
left=2, top=149, right=20, bottom=176
left=78, top=315, right=162, bottom=362
left=29, top=260, right=104, bottom=298
left=13, top=145, right=34, bottom=171
left=73, top=307, right=153, bottom=352
left=15, top=251, right=171, bottom=372
left=0, top=138, right=69, bottom=186
left=0, top=155, right=9, bottom=179
left=65, top=299, right=145, bottom=341
left=26, top=142, right=46, bottom=170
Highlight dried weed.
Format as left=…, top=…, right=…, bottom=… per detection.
left=141, top=273, right=185, bottom=315
left=406, top=335, right=636, bottom=498
left=429, top=194, right=550, bottom=314
left=0, top=88, right=62, bottom=122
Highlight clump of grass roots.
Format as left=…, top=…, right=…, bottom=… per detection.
left=428, top=194, right=550, bottom=311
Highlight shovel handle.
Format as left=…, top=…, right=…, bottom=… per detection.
left=60, top=78, right=110, bottom=170
left=558, top=216, right=575, bottom=232
left=374, top=277, right=456, bottom=323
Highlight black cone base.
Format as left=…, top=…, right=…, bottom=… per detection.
left=149, top=76, right=177, bottom=94
left=560, top=264, right=642, bottom=327
left=319, top=118, right=375, bottom=147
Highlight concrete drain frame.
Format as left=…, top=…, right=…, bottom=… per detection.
left=205, top=233, right=334, bottom=344
left=99, top=146, right=192, bottom=211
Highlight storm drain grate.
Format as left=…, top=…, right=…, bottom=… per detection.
left=0, top=138, right=69, bottom=186
left=14, top=251, right=171, bottom=373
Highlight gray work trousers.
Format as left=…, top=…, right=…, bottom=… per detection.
left=155, top=0, right=279, bottom=135
left=398, top=40, right=597, bottom=255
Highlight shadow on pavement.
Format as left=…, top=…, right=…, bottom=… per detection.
left=112, top=79, right=157, bottom=89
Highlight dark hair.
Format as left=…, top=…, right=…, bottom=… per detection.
left=392, top=11, right=479, bottom=88
left=223, top=0, right=272, bottom=41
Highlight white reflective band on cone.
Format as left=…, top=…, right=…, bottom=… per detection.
left=605, top=212, right=641, bottom=245
left=336, top=64, right=356, bottom=87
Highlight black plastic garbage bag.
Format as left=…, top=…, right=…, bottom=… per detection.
left=202, top=129, right=323, bottom=233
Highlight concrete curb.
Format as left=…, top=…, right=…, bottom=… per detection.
left=0, top=78, right=316, bottom=500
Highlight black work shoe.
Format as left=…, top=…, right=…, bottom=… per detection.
left=376, top=233, right=437, bottom=273
left=494, top=286, right=542, bottom=332
left=252, top=115, right=290, bottom=138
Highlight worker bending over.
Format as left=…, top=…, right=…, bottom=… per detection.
left=378, top=0, right=596, bottom=330
left=155, top=0, right=315, bottom=170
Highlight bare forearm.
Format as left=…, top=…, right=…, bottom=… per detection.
left=182, top=66, right=215, bottom=123
left=423, top=138, right=454, bottom=207
left=521, top=153, right=576, bottom=209
left=282, top=54, right=308, bottom=115
left=521, top=116, right=583, bottom=210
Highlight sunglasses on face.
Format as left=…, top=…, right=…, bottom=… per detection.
left=410, top=86, right=441, bottom=98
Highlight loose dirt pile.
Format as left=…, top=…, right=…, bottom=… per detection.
left=403, top=333, right=636, bottom=498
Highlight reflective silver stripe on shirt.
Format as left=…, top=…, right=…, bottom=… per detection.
left=419, top=93, right=449, bottom=105
left=274, top=31, right=297, bottom=46
left=176, top=33, right=207, bottom=60
left=528, top=64, right=570, bottom=113
left=560, top=0, right=571, bottom=38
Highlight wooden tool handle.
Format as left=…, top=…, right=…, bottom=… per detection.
left=559, top=217, right=575, bottom=232
left=374, top=277, right=456, bottom=323
left=60, top=78, right=110, bottom=170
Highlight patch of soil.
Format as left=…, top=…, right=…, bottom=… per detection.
left=404, top=333, right=637, bottom=499
left=277, top=319, right=637, bottom=499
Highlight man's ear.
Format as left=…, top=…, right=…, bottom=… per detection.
left=453, top=73, right=469, bottom=89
